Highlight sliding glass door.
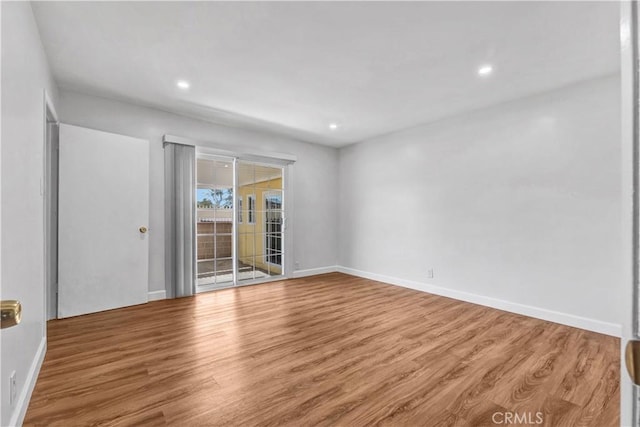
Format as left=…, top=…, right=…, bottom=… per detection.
left=195, top=156, right=285, bottom=291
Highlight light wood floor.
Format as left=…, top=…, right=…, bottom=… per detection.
left=25, top=273, right=619, bottom=426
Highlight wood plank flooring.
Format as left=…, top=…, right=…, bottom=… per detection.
left=24, top=273, right=619, bottom=426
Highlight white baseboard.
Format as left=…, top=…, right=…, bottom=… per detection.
left=292, top=265, right=339, bottom=279
left=147, top=290, right=167, bottom=301
left=9, top=336, right=46, bottom=427
left=336, top=266, right=622, bottom=337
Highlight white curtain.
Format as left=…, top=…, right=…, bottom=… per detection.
left=164, top=143, right=196, bottom=298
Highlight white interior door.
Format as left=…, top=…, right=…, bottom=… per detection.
left=58, top=124, right=149, bottom=318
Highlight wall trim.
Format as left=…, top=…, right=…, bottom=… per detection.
left=292, top=266, right=339, bottom=278
left=336, top=266, right=622, bottom=337
left=10, top=337, right=46, bottom=427
left=148, top=290, right=167, bottom=301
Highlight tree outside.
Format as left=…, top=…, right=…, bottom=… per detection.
left=197, top=188, right=233, bottom=208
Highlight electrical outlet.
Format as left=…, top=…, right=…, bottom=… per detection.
left=295, top=261, right=300, bottom=270
left=9, top=371, right=16, bottom=407
left=427, top=269, right=434, bottom=279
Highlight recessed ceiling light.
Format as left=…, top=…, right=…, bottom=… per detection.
left=176, top=80, right=190, bottom=89
left=477, top=65, right=493, bottom=77
left=329, top=123, right=338, bottom=130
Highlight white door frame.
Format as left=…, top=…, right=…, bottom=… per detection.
left=43, top=89, right=59, bottom=322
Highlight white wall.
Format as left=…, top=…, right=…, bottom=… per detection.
left=1, top=3, right=59, bottom=425
left=57, top=90, right=340, bottom=294
left=338, top=75, right=622, bottom=334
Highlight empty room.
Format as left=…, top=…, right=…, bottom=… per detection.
left=1, top=1, right=639, bottom=426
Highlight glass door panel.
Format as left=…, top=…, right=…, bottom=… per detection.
left=236, top=161, right=284, bottom=284
left=196, top=157, right=234, bottom=290
left=264, top=190, right=283, bottom=276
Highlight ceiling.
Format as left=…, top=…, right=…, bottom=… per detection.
left=32, top=1, right=620, bottom=147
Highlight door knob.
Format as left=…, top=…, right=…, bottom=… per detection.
left=139, top=226, right=148, bottom=234
left=625, top=340, right=640, bottom=385
left=1, top=300, right=22, bottom=329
